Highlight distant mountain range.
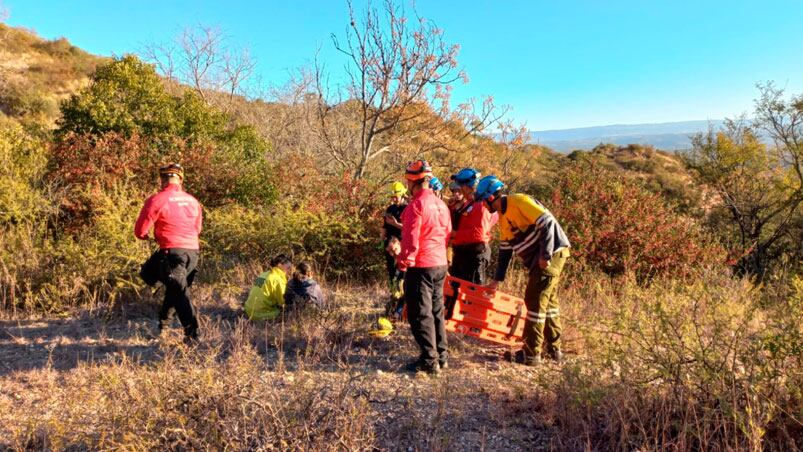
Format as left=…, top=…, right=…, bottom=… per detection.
left=525, top=120, right=726, bottom=152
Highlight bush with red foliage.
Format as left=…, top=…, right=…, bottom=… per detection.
left=549, top=162, right=723, bottom=279
left=49, top=131, right=276, bottom=230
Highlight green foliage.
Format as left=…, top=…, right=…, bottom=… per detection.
left=0, top=119, right=50, bottom=224
left=51, top=55, right=276, bottom=219
left=685, top=121, right=801, bottom=278
left=204, top=202, right=381, bottom=281
left=1, top=179, right=151, bottom=313
left=57, top=55, right=179, bottom=140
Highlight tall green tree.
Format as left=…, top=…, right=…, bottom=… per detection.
left=54, top=55, right=274, bottom=208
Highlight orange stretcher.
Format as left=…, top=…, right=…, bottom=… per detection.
left=442, top=276, right=527, bottom=346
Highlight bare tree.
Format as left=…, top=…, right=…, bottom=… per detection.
left=754, top=82, right=803, bottom=189
left=142, top=25, right=256, bottom=110
left=495, top=120, right=532, bottom=182
left=315, top=0, right=506, bottom=179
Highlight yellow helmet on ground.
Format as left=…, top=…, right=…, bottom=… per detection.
left=390, top=181, right=407, bottom=197
left=369, top=317, right=394, bottom=337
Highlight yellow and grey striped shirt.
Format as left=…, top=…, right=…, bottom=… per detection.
left=495, top=194, right=570, bottom=281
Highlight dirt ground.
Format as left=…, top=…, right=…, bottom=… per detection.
left=0, top=284, right=562, bottom=450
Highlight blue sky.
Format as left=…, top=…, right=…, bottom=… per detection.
left=5, top=0, right=803, bottom=130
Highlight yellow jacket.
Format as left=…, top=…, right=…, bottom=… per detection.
left=498, top=193, right=548, bottom=242
left=495, top=194, right=571, bottom=281
left=244, top=267, right=287, bottom=320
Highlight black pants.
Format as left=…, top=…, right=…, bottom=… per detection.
left=449, top=242, right=490, bottom=285
left=159, top=248, right=200, bottom=338
left=384, top=242, right=405, bottom=283
left=404, top=266, right=448, bottom=366
left=384, top=242, right=405, bottom=314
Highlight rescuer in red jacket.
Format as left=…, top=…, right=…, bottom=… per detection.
left=448, top=168, right=497, bottom=285
left=389, top=160, right=452, bottom=375
left=135, top=163, right=203, bottom=342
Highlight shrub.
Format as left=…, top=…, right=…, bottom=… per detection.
left=549, top=161, right=722, bottom=279
left=203, top=201, right=382, bottom=282
left=0, top=119, right=50, bottom=224
left=546, top=269, right=803, bottom=450
left=51, top=55, right=277, bottom=218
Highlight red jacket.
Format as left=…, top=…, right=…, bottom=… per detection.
left=451, top=200, right=498, bottom=246
left=397, top=188, right=451, bottom=271
left=134, top=184, right=202, bottom=250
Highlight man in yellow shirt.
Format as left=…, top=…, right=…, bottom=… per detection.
left=244, top=254, right=293, bottom=320
left=475, top=176, right=571, bottom=366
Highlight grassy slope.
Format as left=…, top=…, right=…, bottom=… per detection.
left=0, top=24, right=106, bottom=126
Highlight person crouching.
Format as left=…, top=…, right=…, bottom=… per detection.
left=284, top=262, right=325, bottom=311
left=244, top=254, right=292, bottom=320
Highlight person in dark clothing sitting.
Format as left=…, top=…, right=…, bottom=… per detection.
left=284, top=262, right=325, bottom=310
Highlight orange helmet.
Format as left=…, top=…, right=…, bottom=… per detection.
left=405, top=159, right=433, bottom=181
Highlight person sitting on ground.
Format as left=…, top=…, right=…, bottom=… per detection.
left=284, top=262, right=325, bottom=310
left=244, top=254, right=293, bottom=320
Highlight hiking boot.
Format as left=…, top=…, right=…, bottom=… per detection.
left=404, top=359, right=440, bottom=375
left=504, top=349, right=541, bottom=366
left=547, top=348, right=563, bottom=363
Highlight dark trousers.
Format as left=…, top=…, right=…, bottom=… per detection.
left=404, top=266, right=448, bottom=366
left=449, top=242, right=490, bottom=285
left=159, top=248, right=200, bottom=338
left=384, top=244, right=405, bottom=314
left=384, top=243, right=405, bottom=286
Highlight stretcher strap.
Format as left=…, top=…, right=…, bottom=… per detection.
left=444, top=280, right=460, bottom=320
left=507, top=303, right=523, bottom=338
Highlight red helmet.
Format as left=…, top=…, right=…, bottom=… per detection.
left=405, top=159, right=433, bottom=181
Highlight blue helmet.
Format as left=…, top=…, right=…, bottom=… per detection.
left=451, top=168, right=481, bottom=187
left=474, top=175, right=505, bottom=201
left=429, top=176, right=444, bottom=191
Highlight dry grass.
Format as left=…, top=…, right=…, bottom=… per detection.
left=0, top=280, right=555, bottom=451
left=1, top=267, right=801, bottom=450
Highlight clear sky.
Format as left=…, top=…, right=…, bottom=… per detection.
left=4, top=0, right=803, bottom=130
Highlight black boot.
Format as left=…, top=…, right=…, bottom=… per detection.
left=504, top=349, right=541, bottom=366
left=547, top=348, right=563, bottom=363
left=404, top=359, right=440, bottom=375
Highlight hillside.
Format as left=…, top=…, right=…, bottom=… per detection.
left=527, top=120, right=726, bottom=152
left=566, top=143, right=703, bottom=211
left=0, top=24, right=106, bottom=125
left=1, top=20, right=801, bottom=451
left=0, top=23, right=702, bottom=195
